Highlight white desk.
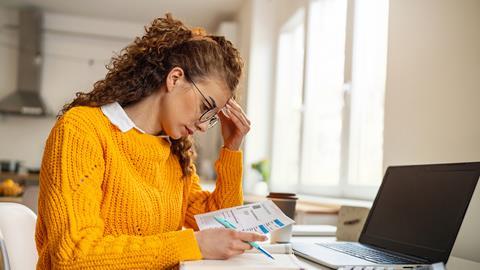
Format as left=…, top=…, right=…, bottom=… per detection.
left=290, top=236, right=480, bottom=270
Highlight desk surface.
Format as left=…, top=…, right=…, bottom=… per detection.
left=290, top=236, right=480, bottom=270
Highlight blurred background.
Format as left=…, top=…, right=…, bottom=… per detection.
left=0, top=0, right=479, bottom=221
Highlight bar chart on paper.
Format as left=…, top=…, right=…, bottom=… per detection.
left=194, top=200, right=295, bottom=234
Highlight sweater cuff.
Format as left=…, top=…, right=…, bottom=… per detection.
left=215, top=147, right=243, bottom=183
left=218, top=146, right=243, bottom=167
left=175, top=229, right=203, bottom=261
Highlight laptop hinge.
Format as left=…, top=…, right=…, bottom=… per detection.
left=362, top=243, right=431, bottom=263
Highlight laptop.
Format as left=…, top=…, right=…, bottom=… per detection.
left=293, top=162, right=480, bottom=269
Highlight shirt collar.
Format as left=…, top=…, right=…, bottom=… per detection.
left=101, top=102, right=171, bottom=143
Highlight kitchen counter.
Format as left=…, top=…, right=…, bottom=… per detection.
left=0, top=195, right=22, bottom=203
left=0, top=172, right=39, bottom=213
left=0, top=172, right=39, bottom=183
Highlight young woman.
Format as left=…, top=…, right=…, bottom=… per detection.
left=35, top=14, right=266, bottom=269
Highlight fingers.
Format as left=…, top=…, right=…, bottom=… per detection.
left=222, top=238, right=249, bottom=259
left=224, top=108, right=248, bottom=133
left=196, top=228, right=264, bottom=260
left=225, top=248, right=245, bottom=258
left=209, top=229, right=267, bottom=259
left=223, top=100, right=251, bottom=133
left=228, top=109, right=249, bottom=129
left=226, top=99, right=251, bottom=126
left=234, top=231, right=268, bottom=242
left=219, top=108, right=229, bottom=119
left=231, top=239, right=253, bottom=251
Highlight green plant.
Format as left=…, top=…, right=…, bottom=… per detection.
left=251, top=159, right=270, bottom=183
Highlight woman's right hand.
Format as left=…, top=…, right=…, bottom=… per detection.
left=194, top=228, right=268, bottom=259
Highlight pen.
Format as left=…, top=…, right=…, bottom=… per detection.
left=214, top=216, right=275, bottom=260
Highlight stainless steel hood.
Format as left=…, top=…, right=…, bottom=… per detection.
left=0, top=8, right=46, bottom=116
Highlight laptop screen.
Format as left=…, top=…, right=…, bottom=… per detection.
left=359, top=162, right=480, bottom=263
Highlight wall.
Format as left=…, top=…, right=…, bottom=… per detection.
left=383, top=0, right=480, bottom=169
left=0, top=7, right=144, bottom=168
left=241, top=0, right=277, bottom=190
left=235, top=0, right=252, bottom=109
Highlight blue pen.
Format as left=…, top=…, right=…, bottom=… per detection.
left=214, top=216, right=275, bottom=260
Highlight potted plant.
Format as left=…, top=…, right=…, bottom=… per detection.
left=251, top=159, right=270, bottom=195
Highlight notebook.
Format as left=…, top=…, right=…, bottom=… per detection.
left=179, top=244, right=305, bottom=270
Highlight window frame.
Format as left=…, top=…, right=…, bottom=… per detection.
left=270, top=0, right=389, bottom=201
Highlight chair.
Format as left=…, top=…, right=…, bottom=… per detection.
left=0, top=229, right=10, bottom=270
left=0, top=203, right=38, bottom=270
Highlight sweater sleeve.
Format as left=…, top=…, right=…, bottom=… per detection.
left=36, top=117, right=202, bottom=269
left=184, top=147, right=244, bottom=230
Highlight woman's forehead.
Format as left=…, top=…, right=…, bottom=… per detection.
left=198, top=79, right=231, bottom=106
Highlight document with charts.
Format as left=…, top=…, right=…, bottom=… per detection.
left=194, top=200, right=295, bottom=234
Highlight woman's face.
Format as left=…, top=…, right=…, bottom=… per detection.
left=160, top=67, right=231, bottom=139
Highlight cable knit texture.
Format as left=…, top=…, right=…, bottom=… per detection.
left=35, top=106, right=244, bottom=269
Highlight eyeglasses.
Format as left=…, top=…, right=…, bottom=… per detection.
left=187, top=77, right=221, bottom=129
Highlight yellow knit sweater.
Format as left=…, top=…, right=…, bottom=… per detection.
left=35, top=106, right=244, bottom=269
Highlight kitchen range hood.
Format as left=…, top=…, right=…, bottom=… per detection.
left=0, top=7, right=47, bottom=116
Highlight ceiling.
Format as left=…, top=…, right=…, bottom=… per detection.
left=0, top=0, right=244, bottom=31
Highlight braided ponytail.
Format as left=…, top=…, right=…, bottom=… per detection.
left=60, top=13, right=243, bottom=178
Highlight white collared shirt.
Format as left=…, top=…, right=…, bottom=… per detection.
left=101, top=102, right=171, bottom=143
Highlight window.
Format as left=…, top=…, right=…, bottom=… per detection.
left=270, top=8, right=305, bottom=192
left=270, top=0, right=389, bottom=200
left=346, top=0, right=390, bottom=197
left=300, top=0, right=348, bottom=196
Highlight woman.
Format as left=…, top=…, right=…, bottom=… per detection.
left=35, top=14, right=266, bottom=269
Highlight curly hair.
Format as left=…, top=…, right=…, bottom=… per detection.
left=59, top=13, right=244, bottom=178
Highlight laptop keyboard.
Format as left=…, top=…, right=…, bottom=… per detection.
left=338, top=267, right=407, bottom=270
left=318, top=242, right=419, bottom=264
left=338, top=267, right=399, bottom=270
left=338, top=265, right=441, bottom=270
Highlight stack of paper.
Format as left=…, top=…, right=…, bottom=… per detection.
left=292, top=224, right=337, bottom=236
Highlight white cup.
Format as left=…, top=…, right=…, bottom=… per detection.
left=267, top=192, right=298, bottom=243
left=270, top=224, right=293, bottom=243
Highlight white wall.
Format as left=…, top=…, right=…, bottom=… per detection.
left=0, top=7, right=144, bottom=168
left=235, top=0, right=252, bottom=109
left=240, top=0, right=277, bottom=190
left=383, top=0, right=480, bottom=169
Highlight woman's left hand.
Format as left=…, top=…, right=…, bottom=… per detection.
left=219, top=99, right=251, bottom=151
